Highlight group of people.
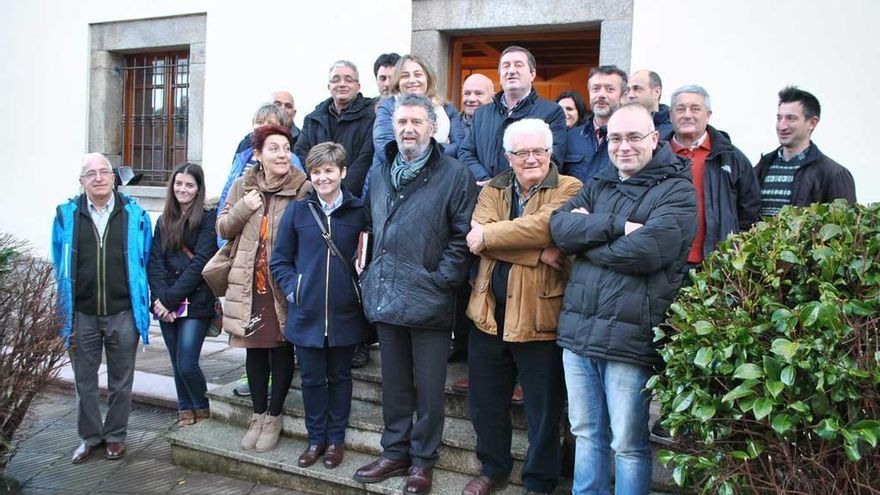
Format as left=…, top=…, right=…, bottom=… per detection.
left=51, top=43, right=857, bottom=495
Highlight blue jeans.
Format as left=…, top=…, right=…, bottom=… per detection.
left=160, top=317, right=209, bottom=411
left=297, top=342, right=356, bottom=446
left=563, top=350, right=652, bottom=495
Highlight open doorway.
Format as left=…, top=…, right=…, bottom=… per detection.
left=447, top=29, right=601, bottom=109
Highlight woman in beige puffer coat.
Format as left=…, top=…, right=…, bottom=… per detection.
left=216, top=124, right=311, bottom=453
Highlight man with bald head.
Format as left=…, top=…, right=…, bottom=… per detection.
left=448, top=73, right=495, bottom=364
left=551, top=104, right=696, bottom=494
left=52, top=153, right=152, bottom=464
left=626, top=70, right=672, bottom=137
left=234, top=91, right=301, bottom=156
left=460, top=74, right=494, bottom=131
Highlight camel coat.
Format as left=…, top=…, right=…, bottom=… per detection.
left=466, top=165, right=581, bottom=342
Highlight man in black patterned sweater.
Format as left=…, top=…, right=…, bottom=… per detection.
left=755, top=86, right=856, bottom=216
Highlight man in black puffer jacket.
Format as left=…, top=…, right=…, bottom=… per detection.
left=459, top=45, right=566, bottom=184
left=354, top=94, right=477, bottom=495
left=550, top=104, right=697, bottom=495
left=294, top=60, right=375, bottom=198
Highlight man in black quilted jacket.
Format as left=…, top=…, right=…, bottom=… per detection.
left=353, top=93, right=478, bottom=495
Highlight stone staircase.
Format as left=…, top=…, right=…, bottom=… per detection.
left=168, top=347, right=677, bottom=494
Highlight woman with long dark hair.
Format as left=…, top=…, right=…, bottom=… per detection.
left=556, top=90, right=588, bottom=129
left=148, top=163, right=218, bottom=426
left=217, top=124, right=312, bottom=453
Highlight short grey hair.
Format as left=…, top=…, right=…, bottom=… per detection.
left=253, top=102, right=289, bottom=128
left=80, top=152, right=112, bottom=177
left=328, top=60, right=359, bottom=81
left=670, top=84, right=712, bottom=112
left=394, top=93, right=437, bottom=127
left=502, top=119, right=552, bottom=152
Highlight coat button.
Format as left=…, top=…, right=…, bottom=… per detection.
left=377, top=306, right=382, bottom=311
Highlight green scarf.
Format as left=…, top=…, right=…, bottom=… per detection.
left=390, top=147, right=432, bottom=191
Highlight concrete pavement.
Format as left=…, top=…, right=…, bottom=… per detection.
left=4, top=324, right=308, bottom=494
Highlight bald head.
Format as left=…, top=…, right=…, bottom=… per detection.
left=79, top=153, right=115, bottom=204
left=461, top=74, right=495, bottom=118
left=607, top=104, right=659, bottom=178
left=81, top=152, right=112, bottom=176
left=626, top=70, right=662, bottom=112
left=271, top=91, right=296, bottom=126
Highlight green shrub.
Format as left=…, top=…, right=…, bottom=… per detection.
left=650, top=200, right=880, bottom=494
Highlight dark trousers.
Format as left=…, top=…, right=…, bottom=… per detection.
left=377, top=324, right=451, bottom=467
left=450, top=283, right=473, bottom=355
left=246, top=344, right=295, bottom=416
left=160, top=317, right=209, bottom=411
left=69, top=310, right=140, bottom=446
left=297, top=342, right=356, bottom=445
left=468, top=328, right=564, bottom=493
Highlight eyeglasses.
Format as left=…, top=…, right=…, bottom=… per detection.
left=81, top=169, right=114, bottom=181
left=607, top=132, right=656, bottom=146
left=329, top=76, right=358, bottom=84
left=508, top=148, right=549, bottom=159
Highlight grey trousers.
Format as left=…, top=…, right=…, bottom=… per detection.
left=377, top=324, right=451, bottom=468
left=69, top=310, right=140, bottom=446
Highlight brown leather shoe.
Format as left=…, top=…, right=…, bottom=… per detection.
left=71, top=441, right=98, bottom=464
left=462, top=474, right=509, bottom=495
left=323, top=443, right=344, bottom=469
left=404, top=466, right=433, bottom=495
left=353, top=456, right=411, bottom=483
left=176, top=410, right=196, bottom=427
left=105, top=442, right=126, bottom=460
left=452, top=377, right=469, bottom=395
left=297, top=444, right=326, bottom=468
left=194, top=408, right=211, bottom=422
left=511, top=384, right=524, bottom=405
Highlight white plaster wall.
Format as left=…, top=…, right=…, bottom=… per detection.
left=0, top=0, right=411, bottom=254
left=631, top=0, right=879, bottom=204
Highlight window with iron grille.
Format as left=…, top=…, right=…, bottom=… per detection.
left=121, top=51, right=189, bottom=185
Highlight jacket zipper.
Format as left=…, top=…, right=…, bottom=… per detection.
left=91, top=222, right=106, bottom=315
left=324, top=215, right=331, bottom=337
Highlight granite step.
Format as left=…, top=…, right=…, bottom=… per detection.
left=168, top=418, right=555, bottom=495
left=206, top=382, right=530, bottom=482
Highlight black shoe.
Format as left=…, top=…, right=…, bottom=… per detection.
left=351, top=344, right=370, bottom=368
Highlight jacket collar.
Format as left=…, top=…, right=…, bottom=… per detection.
left=313, top=93, right=372, bottom=121
left=242, top=164, right=309, bottom=197
left=596, top=142, right=692, bottom=187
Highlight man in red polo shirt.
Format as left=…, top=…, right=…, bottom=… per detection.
left=666, top=84, right=760, bottom=270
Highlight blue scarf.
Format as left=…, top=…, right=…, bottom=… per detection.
left=390, top=147, right=431, bottom=191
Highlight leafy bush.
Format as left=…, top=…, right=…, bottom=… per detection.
left=650, top=200, right=879, bottom=494
left=0, top=233, right=66, bottom=469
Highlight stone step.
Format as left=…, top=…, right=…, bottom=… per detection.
left=206, top=382, right=530, bottom=483
left=168, top=418, right=556, bottom=495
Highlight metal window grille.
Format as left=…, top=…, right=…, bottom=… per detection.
left=121, top=51, right=189, bottom=185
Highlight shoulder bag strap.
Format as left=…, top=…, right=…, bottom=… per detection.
left=307, top=202, right=358, bottom=282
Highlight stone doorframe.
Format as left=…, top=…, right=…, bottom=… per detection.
left=411, top=0, right=633, bottom=97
